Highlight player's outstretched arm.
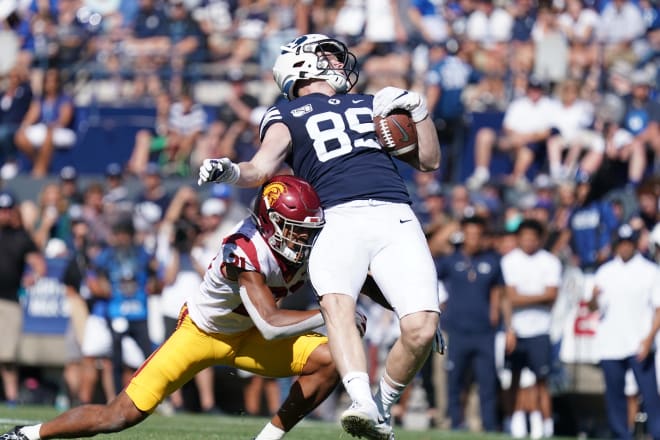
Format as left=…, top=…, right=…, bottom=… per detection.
left=236, top=269, right=325, bottom=340
left=197, top=123, right=292, bottom=188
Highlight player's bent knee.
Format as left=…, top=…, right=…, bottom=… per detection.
left=303, top=342, right=337, bottom=377
left=102, top=392, right=148, bottom=431
left=400, top=311, right=439, bottom=347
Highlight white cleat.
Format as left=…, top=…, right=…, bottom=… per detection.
left=340, top=403, right=394, bottom=440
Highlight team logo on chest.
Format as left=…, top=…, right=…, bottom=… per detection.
left=263, top=182, right=287, bottom=206
left=328, top=98, right=340, bottom=105
left=291, top=104, right=313, bottom=117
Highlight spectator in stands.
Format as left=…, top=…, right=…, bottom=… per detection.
left=436, top=214, right=504, bottom=432
left=466, top=76, right=556, bottom=191
left=14, top=67, right=76, bottom=177
left=546, top=78, right=602, bottom=182
left=129, top=88, right=205, bottom=177
left=351, top=0, right=410, bottom=86
left=600, top=107, right=647, bottom=191
left=557, top=0, right=600, bottom=78
left=127, top=92, right=171, bottom=176
left=89, top=217, right=162, bottom=395
left=531, top=4, right=569, bottom=84
left=21, top=182, right=73, bottom=250
left=426, top=39, right=479, bottom=182
left=0, top=65, right=32, bottom=180
left=191, top=69, right=259, bottom=170
left=164, top=0, right=206, bottom=91
left=598, top=0, right=646, bottom=67
left=589, top=224, right=660, bottom=440
left=102, top=162, right=132, bottom=223
left=223, top=0, right=270, bottom=70
left=59, top=165, right=83, bottom=207
left=622, top=69, right=660, bottom=167
left=81, top=181, right=112, bottom=247
left=133, top=163, right=171, bottom=229
left=502, top=219, right=562, bottom=439
left=0, top=190, right=46, bottom=407
left=124, top=0, right=170, bottom=97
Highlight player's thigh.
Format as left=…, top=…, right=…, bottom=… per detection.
left=369, top=206, right=440, bottom=318
left=233, top=329, right=328, bottom=378
left=126, top=315, right=221, bottom=412
left=0, top=299, right=21, bottom=362
left=309, top=206, right=370, bottom=298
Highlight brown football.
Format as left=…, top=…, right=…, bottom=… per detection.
left=374, top=109, right=418, bottom=162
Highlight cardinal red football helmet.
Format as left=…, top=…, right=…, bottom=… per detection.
left=255, top=175, right=324, bottom=265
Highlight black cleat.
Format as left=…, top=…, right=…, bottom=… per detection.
left=0, top=426, right=28, bottom=440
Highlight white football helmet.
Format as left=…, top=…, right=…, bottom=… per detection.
left=273, top=34, right=358, bottom=101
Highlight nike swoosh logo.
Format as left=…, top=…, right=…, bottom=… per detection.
left=352, top=99, right=364, bottom=103
left=400, top=219, right=412, bottom=223
left=394, top=91, right=408, bottom=100
left=390, top=118, right=410, bottom=142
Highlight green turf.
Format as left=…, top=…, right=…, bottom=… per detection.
left=0, top=405, right=576, bottom=439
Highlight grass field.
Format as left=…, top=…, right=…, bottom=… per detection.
left=0, top=405, right=581, bottom=440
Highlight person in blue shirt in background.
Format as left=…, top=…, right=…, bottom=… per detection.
left=436, top=214, right=504, bottom=431
left=426, top=38, right=479, bottom=182
left=88, top=217, right=162, bottom=395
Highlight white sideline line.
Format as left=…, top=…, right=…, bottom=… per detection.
left=0, top=418, right=42, bottom=426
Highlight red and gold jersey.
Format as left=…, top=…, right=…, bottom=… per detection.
left=186, top=217, right=308, bottom=335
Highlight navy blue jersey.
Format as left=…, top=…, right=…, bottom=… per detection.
left=259, top=93, right=410, bottom=208
left=436, top=250, right=503, bottom=334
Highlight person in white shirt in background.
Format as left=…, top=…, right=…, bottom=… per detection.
left=546, top=79, right=603, bottom=182
left=589, top=224, right=660, bottom=440
left=466, top=76, right=556, bottom=191
left=501, top=219, right=562, bottom=438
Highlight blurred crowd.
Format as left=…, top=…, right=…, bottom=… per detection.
left=0, top=0, right=659, bottom=438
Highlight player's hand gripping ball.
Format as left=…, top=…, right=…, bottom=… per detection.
left=373, top=109, right=419, bottom=162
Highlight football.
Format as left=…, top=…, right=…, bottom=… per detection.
left=374, top=109, right=418, bottom=161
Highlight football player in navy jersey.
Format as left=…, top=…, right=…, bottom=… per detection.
left=199, top=34, right=442, bottom=440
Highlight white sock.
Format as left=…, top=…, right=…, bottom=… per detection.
left=254, top=422, right=286, bottom=440
left=19, top=425, right=42, bottom=440
left=474, top=166, right=489, bottom=179
left=510, top=411, right=527, bottom=438
left=375, top=374, right=406, bottom=419
left=543, top=418, right=554, bottom=437
left=530, top=411, right=543, bottom=439
left=342, top=371, right=377, bottom=416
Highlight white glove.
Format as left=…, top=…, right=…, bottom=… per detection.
left=373, top=86, right=428, bottom=123
left=355, top=309, right=368, bottom=337
left=197, top=158, right=240, bottom=186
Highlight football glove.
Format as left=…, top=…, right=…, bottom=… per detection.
left=432, top=325, right=446, bottom=355
left=373, top=86, right=428, bottom=123
left=197, top=158, right=240, bottom=186
left=355, top=309, right=368, bottom=337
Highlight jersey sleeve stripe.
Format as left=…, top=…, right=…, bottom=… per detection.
left=259, top=107, right=283, bottom=141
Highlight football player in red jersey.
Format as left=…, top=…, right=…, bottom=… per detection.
left=1, top=175, right=364, bottom=440
left=198, top=34, right=443, bottom=440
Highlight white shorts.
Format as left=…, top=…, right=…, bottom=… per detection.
left=80, top=315, right=145, bottom=369
left=309, top=200, right=440, bottom=318
left=24, top=123, right=76, bottom=149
